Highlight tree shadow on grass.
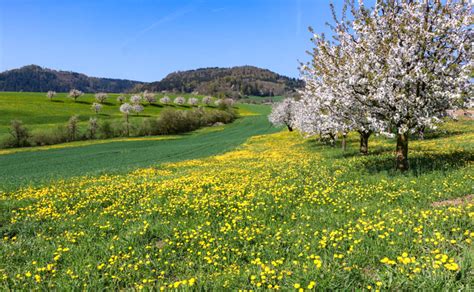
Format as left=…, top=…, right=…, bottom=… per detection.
left=148, top=104, right=164, bottom=108
left=75, top=100, right=92, bottom=105
left=50, top=100, right=64, bottom=103
left=361, top=150, right=473, bottom=176
left=102, top=101, right=115, bottom=106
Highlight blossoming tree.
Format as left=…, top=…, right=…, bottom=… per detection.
left=268, top=98, right=297, bottom=132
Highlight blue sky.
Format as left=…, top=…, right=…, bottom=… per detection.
left=0, top=0, right=349, bottom=82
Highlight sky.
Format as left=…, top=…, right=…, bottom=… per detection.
left=0, top=0, right=351, bottom=82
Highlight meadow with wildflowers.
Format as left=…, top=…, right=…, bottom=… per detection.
left=0, top=112, right=472, bottom=290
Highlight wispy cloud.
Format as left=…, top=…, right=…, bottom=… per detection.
left=296, top=0, right=302, bottom=35
left=121, top=5, right=194, bottom=49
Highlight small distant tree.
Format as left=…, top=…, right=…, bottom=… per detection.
left=202, top=96, right=212, bottom=105
left=68, top=89, right=83, bottom=102
left=143, top=91, right=156, bottom=104
left=160, top=96, right=171, bottom=105
left=120, top=103, right=133, bottom=136
left=174, top=96, right=186, bottom=105
left=8, top=120, right=30, bottom=147
left=95, top=92, right=108, bottom=103
left=269, top=98, right=296, bottom=132
left=132, top=104, right=144, bottom=116
left=67, top=115, right=80, bottom=141
left=46, top=90, right=56, bottom=101
left=130, top=95, right=143, bottom=105
left=88, top=117, right=99, bottom=139
left=117, top=95, right=126, bottom=104
left=188, top=97, right=199, bottom=106
left=91, top=102, right=103, bottom=114
left=214, top=99, right=223, bottom=106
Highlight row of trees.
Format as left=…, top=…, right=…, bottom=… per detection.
left=270, top=0, right=472, bottom=171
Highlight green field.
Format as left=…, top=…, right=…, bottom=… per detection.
left=0, top=92, right=211, bottom=141
left=0, top=104, right=277, bottom=189
left=0, top=92, right=473, bottom=290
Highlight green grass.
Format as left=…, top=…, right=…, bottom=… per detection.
left=0, top=118, right=472, bottom=290
left=0, top=92, right=212, bottom=141
left=0, top=104, right=278, bottom=190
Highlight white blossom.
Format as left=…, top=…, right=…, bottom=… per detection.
left=68, top=89, right=83, bottom=102
left=188, top=97, right=199, bottom=106
left=174, top=96, right=186, bottom=105
left=95, top=92, right=108, bottom=103
left=202, top=96, right=212, bottom=105
left=91, top=102, right=103, bottom=114
left=130, top=95, right=143, bottom=105
left=268, top=98, right=296, bottom=131
left=46, top=90, right=56, bottom=100
left=143, top=91, right=156, bottom=104
left=160, top=96, right=171, bottom=104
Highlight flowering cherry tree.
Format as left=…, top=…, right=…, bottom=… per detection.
left=117, top=95, right=126, bottom=104
left=202, top=96, right=212, bottom=105
left=91, top=102, right=103, bottom=114
left=301, top=0, right=472, bottom=169
left=120, top=103, right=133, bottom=136
left=68, top=89, right=83, bottom=102
left=130, top=95, right=143, bottom=105
left=132, top=104, right=144, bottom=116
left=160, top=96, right=171, bottom=105
left=268, top=98, right=296, bottom=132
left=95, top=92, right=108, bottom=104
left=188, top=97, right=199, bottom=106
left=46, top=90, right=56, bottom=101
left=174, top=96, right=186, bottom=105
left=143, top=91, right=156, bottom=104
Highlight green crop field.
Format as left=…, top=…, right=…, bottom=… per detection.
left=0, top=92, right=210, bottom=141
left=0, top=104, right=277, bottom=190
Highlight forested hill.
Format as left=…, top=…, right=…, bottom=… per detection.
left=0, top=65, right=142, bottom=93
left=134, top=66, right=303, bottom=97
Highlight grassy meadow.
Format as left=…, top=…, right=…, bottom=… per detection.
left=0, top=95, right=472, bottom=290
left=0, top=92, right=211, bottom=141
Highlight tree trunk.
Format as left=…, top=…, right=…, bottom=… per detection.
left=341, top=133, right=347, bottom=151
left=359, top=131, right=371, bottom=155
left=125, top=115, right=129, bottom=137
left=396, top=132, right=409, bottom=171
left=418, top=126, right=425, bottom=140
left=286, top=124, right=293, bottom=132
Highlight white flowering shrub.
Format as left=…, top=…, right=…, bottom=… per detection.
left=160, top=96, right=171, bottom=105
left=174, top=96, right=186, bottom=105
left=202, top=96, right=212, bottom=105
left=117, top=95, right=126, bottom=104
left=132, top=104, right=144, bottom=115
left=188, top=97, right=199, bottom=106
left=130, top=95, right=143, bottom=105
left=68, top=89, right=83, bottom=102
left=91, top=102, right=103, bottom=114
left=95, top=92, right=108, bottom=103
left=120, top=103, right=133, bottom=115
left=143, top=91, right=156, bottom=104
left=46, top=90, right=56, bottom=101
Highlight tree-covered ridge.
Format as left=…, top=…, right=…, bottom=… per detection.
left=0, top=65, right=143, bottom=93
left=135, top=66, right=304, bottom=97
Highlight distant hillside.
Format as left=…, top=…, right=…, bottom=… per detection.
left=135, top=66, right=303, bottom=97
left=0, top=65, right=142, bottom=93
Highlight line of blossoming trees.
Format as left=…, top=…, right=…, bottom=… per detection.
left=46, top=89, right=220, bottom=116
left=269, top=0, right=472, bottom=171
